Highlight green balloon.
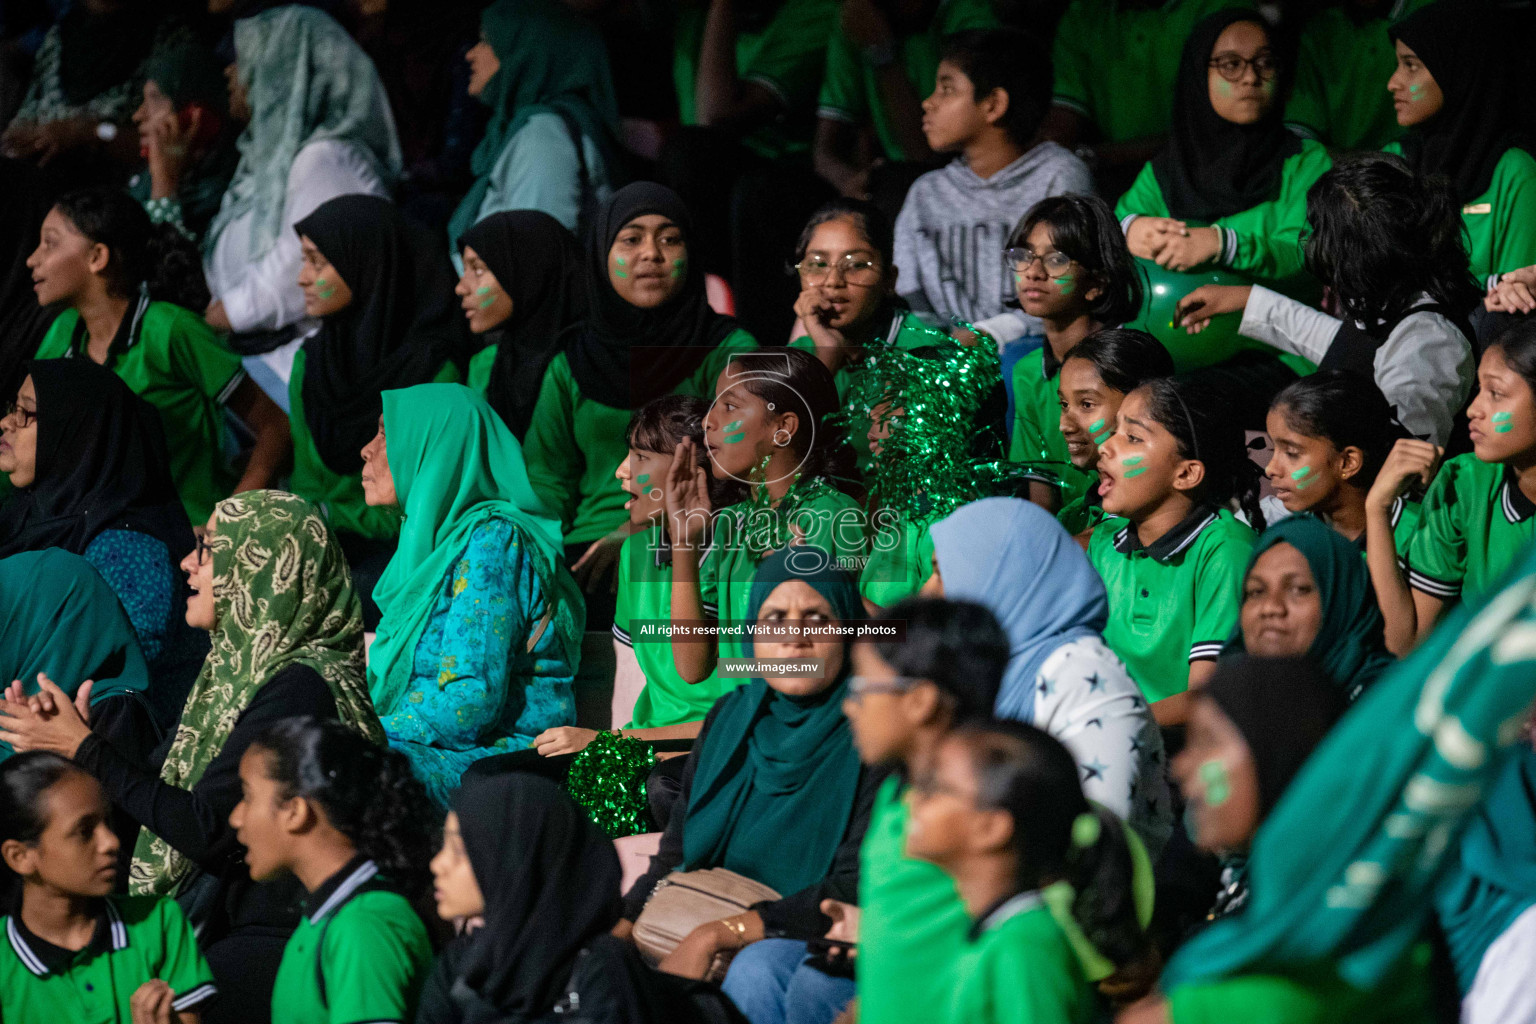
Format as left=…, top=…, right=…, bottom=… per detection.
left=1127, top=259, right=1257, bottom=372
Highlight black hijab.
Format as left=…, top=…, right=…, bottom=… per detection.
left=459, top=211, right=585, bottom=440
left=568, top=182, right=739, bottom=410
left=1203, top=655, right=1348, bottom=820
left=450, top=773, right=622, bottom=1024
left=0, top=159, right=53, bottom=400
left=55, top=0, right=163, bottom=107
left=0, top=359, right=193, bottom=561
left=297, top=195, right=468, bottom=476
left=1390, top=0, right=1528, bottom=204
left=1151, top=9, right=1303, bottom=222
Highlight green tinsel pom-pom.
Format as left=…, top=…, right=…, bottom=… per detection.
left=566, top=732, right=659, bottom=838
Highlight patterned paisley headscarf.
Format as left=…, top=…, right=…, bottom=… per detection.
left=130, top=490, right=384, bottom=896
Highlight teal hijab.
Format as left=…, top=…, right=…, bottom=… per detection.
left=681, top=547, right=864, bottom=896
left=445, top=0, right=621, bottom=246
left=0, top=549, right=150, bottom=757
left=206, top=6, right=402, bottom=264
left=367, top=384, right=582, bottom=716
left=1223, top=514, right=1395, bottom=702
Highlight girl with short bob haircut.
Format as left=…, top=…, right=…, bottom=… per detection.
left=1090, top=376, right=1259, bottom=724
left=1054, top=328, right=1174, bottom=538
left=1, top=751, right=217, bottom=1022
left=1373, top=319, right=1536, bottom=650
left=905, top=721, right=1151, bottom=1024
left=1177, top=153, right=1479, bottom=449
left=232, top=716, right=435, bottom=1024
left=1007, top=194, right=1144, bottom=514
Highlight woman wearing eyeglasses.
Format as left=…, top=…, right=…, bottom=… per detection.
left=0, top=490, right=385, bottom=1024
left=1005, top=194, right=1144, bottom=515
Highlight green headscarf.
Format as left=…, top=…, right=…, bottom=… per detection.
left=367, top=384, right=581, bottom=718
left=681, top=547, right=864, bottom=896
left=130, top=490, right=384, bottom=896
left=1164, top=542, right=1536, bottom=996
left=205, top=6, right=402, bottom=264
left=445, top=0, right=621, bottom=246
left=141, top=39, right=228, bottom=115
left=0, top=549, right=150, bottom=758
left=1222, top=514, right=1396, bottom=702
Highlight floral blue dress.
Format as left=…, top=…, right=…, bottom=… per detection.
left=379, top=518, right=578, bottom=807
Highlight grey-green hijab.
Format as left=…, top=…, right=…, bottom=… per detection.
left=204, top=6, right=402, bottom=264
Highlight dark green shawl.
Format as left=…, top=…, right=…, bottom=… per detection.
left=680, top=547, right=864, bottom=896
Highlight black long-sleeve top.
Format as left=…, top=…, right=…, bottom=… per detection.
left=620, top=701, right=888, bottom=939
left=75, top=663, right=339, bottom=935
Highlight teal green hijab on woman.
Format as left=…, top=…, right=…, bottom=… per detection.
left=681, top=547, right=865, bottom=896
left=1223, top=514, right=1395, bottom=701
left=445, top=0, right=621, bottom=247
left=367, top=384, right=583, bottom=716
left=0, top=548, right=150, bottom=757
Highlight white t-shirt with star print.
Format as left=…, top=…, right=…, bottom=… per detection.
left=1031, top=636, right=1173, bottom=858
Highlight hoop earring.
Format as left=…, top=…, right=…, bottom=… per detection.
left=772, top=428, right=792, bottom=447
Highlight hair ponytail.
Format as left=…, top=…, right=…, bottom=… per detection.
left=252, top=717, right=435, bottom=898
left=1139, top=376, right=1265, bottom=531
left=53, top=188, right=210, bottom=312
left=955, top=722, right=1147, bottom=974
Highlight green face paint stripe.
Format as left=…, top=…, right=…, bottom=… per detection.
left=1216, top=79, right=1233, bottom=96
left=1289, top=465, right=1317, bottom=490
left=1123, top=467, right=1148, bottom=479
left=723, top=420, right=743, bottom=433
left=1199, top=760, right=1231, bottom=807
left=615, top=256, right=628, bottom=279
left=1056, top=274, right=1075, bottom=296
left=671, top=258, right=686, bottom=279
left=1121, top=455, right=1144, bottom=467
left=723, top=431, right=747, bottom=444
left=1496, top=423, right=1514, bottom=433
left=1089, top=418, right=1106, bottom=433
left=314, top=277, right=336, bottom=300
left=635, top=474, right=650, bottom=489
left=476, top=285, right=497, bottom=309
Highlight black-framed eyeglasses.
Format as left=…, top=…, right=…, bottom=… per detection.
left=194, top=534, right=213, bottom=566
left=1004, top=247, right=1075, bottom=278
left=2, top=402, right=35, bottom=428
left=795, top=255, right=882, bottom=286
left=1208, top=52, right=1279, bottom=82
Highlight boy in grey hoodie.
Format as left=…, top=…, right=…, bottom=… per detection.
left=894, top=29, right=1093, bottom=344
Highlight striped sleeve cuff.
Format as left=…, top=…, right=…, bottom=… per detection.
left=745, top=74, right=789, bottom=108
left=701, top=603, right=718, bottom=619
left=215, top=368, right=247, bottom=406
left=1119, top=213, right=1139, bottom=235
left=816, top=104, right=858, bottom=124
left=1406, top=568, right=1461, bottom=600
left=1189, top=642, right=1225, bottom=663
left=1216, top=227, right=1238, bottom=267
left=1051, top=95, right=1090, bottom=117
left=612, top=622, right=632, bottom=648
left=1284, top=121, right=1319, bottom=141
left=172, top=983, right=218, bottom=1011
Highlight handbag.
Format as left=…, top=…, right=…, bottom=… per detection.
left=632, top=868, right=780, bottom=982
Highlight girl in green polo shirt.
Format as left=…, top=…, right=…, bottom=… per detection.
left=232, top=718, right=434, bottom=1024
left=522, top=182, right=757, bottom=630
left=1052, top=328, right=1172, bottom=540
left=666, top=345, right=867, bottom=678
left=0, top=752, right=216, bottom=1023
left=27, top=188, right=288, bottom=524
left=1007, top=195, right=1145, bottom=515
left=1089, top=376, right=1259, bottom=725
left=1386, top=2, right=1536, bottom=288
left=1372, top=321, right=1536, bottom=648
left=904, top=722, right=1147, bottom=1024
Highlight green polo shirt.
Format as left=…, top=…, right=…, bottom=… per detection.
left=1356, top=495, right=1422, bottom=564
left=815, top=0, right=997, bottom=162
left=1051, top=0, right=1248, bottom=144
left=523, top=331, right=758, bottom=547
left=860, top=512, right=936, bottom=609
left=946, top=894, right=1095, bottom=1024
left=1380, top=144, right=1536, bottom=285
left=467, top=344, right=497, bottom=396
left=37, top=299, right=245, bottom=524
left=673, top=0, right=838, bottom=160
left=858, top=776, right=969, bottom=1024
left=270, top=859, right=433, bottom=1024
left=287, top=347, right=459, bottom=541
left=1283, top=0, right=1431, bottom=151
left=1115, top=139, right=1333, bottom=293
left=1088, top=505, right=1255, bottom=702
left=1404, top=455, right=1536, bottom=605
left=699, top=482, right=869, bottom=658
left=615, top=523, right=744, bottom=728
left=1057, top=479, right=1119, bottom=538
left=1008, top=344, right=1097, bottom=511
left=0, top=895, right=216, bottom=1023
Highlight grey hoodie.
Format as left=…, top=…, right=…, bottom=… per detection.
left=893, top=141, right=1093, bottom=342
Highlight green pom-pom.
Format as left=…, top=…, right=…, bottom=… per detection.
left=566, top=732, right=659, bottom=838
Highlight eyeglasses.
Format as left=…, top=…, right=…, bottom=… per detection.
left=2, top=402, right=35, bottom=428
left=846, top=674, right=925, bottom=700
left=1004, top=247, right=1075, bottom=278
left=795, top=255, right=882, bottom=286
left=193, top=534, right=213, bottom=566
left=1208, top=52, right=1279, bottom=82
left=906, top=772, right=975, bottom=803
